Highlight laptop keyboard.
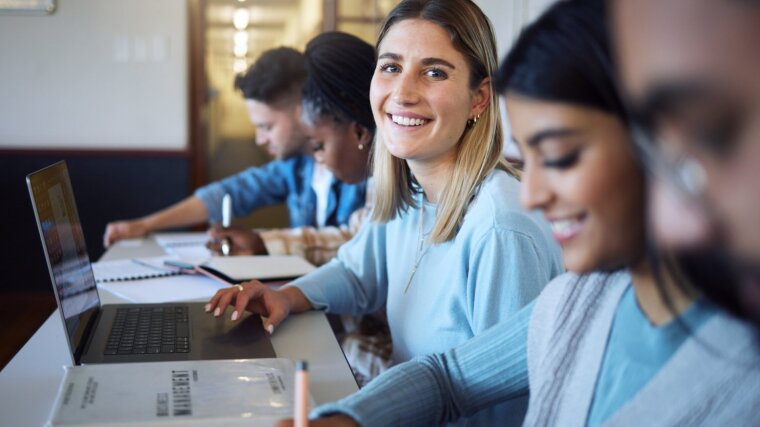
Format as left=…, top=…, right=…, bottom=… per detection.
left=105, top=306, right=190, bottom=355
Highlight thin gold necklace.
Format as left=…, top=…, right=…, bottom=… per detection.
left=404, top=200, right=429, bottom=294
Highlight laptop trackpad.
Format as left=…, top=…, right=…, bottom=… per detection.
left=189, top=304, right=276, bottom=359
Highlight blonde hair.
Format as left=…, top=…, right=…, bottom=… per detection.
left=371, top=0, right=520, bottom=243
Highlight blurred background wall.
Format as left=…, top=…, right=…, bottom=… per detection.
left=0, top=0, right=554, bottom=294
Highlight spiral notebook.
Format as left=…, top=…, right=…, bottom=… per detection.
left=91, top=256, right=183, bottom=283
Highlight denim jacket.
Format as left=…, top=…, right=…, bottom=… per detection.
left=195, top=155, right=366, bottom=227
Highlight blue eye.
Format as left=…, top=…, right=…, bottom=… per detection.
left=425, top=68, right=447, bottom=79
left=379, top=63, right=400, bottom=73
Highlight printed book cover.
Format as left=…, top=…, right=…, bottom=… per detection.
left=46, top=358, right=311, bottom=426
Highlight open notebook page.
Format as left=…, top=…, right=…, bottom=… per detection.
left=91, top=255, right=182, bottom=283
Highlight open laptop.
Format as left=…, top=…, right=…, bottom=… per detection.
left=26, top=161, right=276, bottom=364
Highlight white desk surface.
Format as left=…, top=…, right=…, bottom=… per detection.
left=0, top=235, right=358, bottom=427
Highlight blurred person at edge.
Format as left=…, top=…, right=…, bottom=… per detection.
left=611, top=0, right=760, bottom=326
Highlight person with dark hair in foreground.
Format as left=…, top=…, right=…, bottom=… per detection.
left=103, top=47, right=366, bottom=250
left=272, top=1, right=760, bottom=426
left=611, top=0, right=760, bottom=329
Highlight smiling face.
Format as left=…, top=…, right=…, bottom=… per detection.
left=305, top=117, right=371, bottom=184
left=506, top=95, right=645, bottom=273
left=371, top=18, right=489, bottom=169
left=245, top=99, right=307, bottom=160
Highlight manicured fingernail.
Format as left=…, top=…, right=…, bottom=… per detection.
left=231, top=311, right=238, bottom=321
left=204, top=304, right=211, bottom=312
left=266, top=324, right=274, bottom=335
left=214, top=307, right=221, bottom=317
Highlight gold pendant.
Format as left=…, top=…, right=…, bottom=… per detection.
left=404, top=267, right=417, bottom=294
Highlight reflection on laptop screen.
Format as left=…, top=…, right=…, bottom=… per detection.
left=28, top=162, right=99, bottom=350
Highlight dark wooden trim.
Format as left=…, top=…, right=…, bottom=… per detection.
left=187, top=0, right=208, bottom=193
left=0, top=148, right=191, bottom=158
left=0, top=291, right=56, bottom=371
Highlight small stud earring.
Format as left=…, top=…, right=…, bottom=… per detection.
left=358, top=143, right=365, bottom=151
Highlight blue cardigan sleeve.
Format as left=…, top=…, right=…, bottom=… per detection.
left=313, top=301, right=534, bottom=426
left=194, top=159, right=298, bottom=222
left=285, top=220, right=389, bottom=315
left=467, top=226, right=557, bottom=333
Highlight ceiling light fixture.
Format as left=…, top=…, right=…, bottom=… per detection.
left=232, top=8, right=249, bottom=30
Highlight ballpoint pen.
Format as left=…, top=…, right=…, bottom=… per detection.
left=221, top=193, right=232, bottom=256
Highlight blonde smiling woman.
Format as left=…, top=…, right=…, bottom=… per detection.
left=206, top=0, right=562, bottom=425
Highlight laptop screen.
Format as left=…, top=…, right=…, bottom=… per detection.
left=27, top=161, right=100, bottom=358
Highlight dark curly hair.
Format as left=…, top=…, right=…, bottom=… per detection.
left=300, top=32, right=376, bottom=132
left=234, top=47, right=306, bottom=106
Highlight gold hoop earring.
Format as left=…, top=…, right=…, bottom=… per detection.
left=466, top=113, right=481, bottom=129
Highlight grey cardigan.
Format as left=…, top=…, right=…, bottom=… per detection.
left=525, top=270, right=760, bottom=426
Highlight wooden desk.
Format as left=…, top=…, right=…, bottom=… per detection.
left=0, top=236, right=358, bottom=427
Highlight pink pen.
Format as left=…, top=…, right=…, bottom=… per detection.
left=163, top=260, right=234, bottom=286
left=295, top=360, right=309, bottom=427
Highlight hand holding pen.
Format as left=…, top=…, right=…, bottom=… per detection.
left=206, top=225, right=269, bottom=256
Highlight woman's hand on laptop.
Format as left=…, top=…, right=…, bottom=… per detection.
left=205, top=281, right=313, bottom=335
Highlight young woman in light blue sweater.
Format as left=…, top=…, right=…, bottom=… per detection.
left=282, top=1, right=760, bottom=426
left=206, top=1, right=562, bottom=426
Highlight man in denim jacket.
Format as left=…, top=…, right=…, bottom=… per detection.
left=103, top=47, right=366, bottom=249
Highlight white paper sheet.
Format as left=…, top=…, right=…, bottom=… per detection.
left=91, top=256, right=181, bottom=282
left=153, top=232, right=212, bottom=264
left=165, top=245, right=213, bottom=265
left=153, top=232, right=209, bottom=248
left=97, top=275, right=227, bottom=304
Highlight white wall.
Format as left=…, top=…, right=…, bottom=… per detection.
left=476, top=0, right=556, bottom=59
left=476, top=0, right=557, bottom=158
left=0, top=0, right=188, bottom=150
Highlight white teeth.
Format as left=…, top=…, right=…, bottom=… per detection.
left=550, top=218, right=583, bottom=239
left=550, top=219, right=578, bottom=234
left=391, top=114, right=427, bottom=127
